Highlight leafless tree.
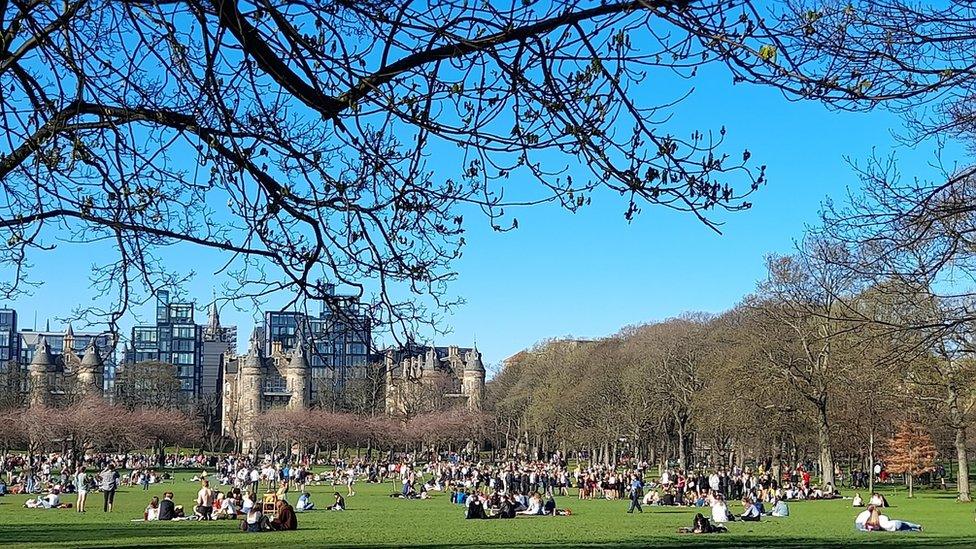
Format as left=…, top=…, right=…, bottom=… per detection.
left=0, top=1, right=779, bottom=339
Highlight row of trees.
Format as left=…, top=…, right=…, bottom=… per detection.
left=489, top=163, right=976, bottom=502
left=0, top=397, right=197, bottom=466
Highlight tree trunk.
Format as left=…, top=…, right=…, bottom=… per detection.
left=908, top=472, right=914, bottom=498
left=677, top=422, right=687, bottom=471
left=955, top=425, right=971, bottom=502
left=817, top=406, right=835, bottom=489
left=868, top=429, right=875, bottom=495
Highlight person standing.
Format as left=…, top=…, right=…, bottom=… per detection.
left=627, top=474, right=644, bottom=514
left=99, top=463, right=119, bottom=512
left=75, top=466, right=89, bottom=513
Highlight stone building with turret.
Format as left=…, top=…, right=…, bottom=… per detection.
left=384, top=344, right=486, bottom=416
left=221, top=331, right=311, bottom=452
left=26, top=332, right=106, bottom=406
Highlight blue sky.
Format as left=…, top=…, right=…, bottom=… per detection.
left=1, top=61, right=962, bottom=373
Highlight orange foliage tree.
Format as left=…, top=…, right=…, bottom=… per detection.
left=884, top=421, right=938, bottom=498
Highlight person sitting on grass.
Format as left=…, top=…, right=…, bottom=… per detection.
left=214, top=492, right=238, bottom=520
left=465, top=493, right=487, bottom=519
left=496, top=495, right=517, bottom=519
left=159, top=492, right=176, bottom=521
left=195, top=479, right=214, bottom=521
left=327, top=492, right=345, bottom=511
left=269, top=499, right=298, bottom=531
left=769, top=497, right=789, bottom=517
left=517, top=492, right=544, bottom=516
left=710, top=494, right=732, bottom=524
left=243, top=506, right=263, bottom=533
left=852, top=493, right=864, bottom=507
left=869, top=492, right=889, bottom=508
left=739, top=497, right=761, bottom=522
left=296, top=492, right=315, bottom=511
left=145, top=496, right=160, bottom=521
left=241, top=491, right=255, bottom=514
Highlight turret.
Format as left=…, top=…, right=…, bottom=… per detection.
left=63, top=323, right=75, bottom=351
left=421, top=347, right=438, bottom=380
left=76, top=337, right=105, bottom=396
left=462, top=346, right=486, bottom=411
left=286, top=340, right=310, bottom=410
left=239, top=330, right=264, bottom=453
left=28, top=336, right=54, bottom=406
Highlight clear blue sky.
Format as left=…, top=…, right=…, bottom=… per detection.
left=0, top=62, right=961, bottom=373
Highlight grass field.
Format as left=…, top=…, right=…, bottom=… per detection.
left=0, top=472, right=974, bottom=548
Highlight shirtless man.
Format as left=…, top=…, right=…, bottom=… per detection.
left=196, top=480, right=215, bottom=520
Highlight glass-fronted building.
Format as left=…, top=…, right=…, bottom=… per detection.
left=263, top=283, right=372, bottom=398
left=0, top=308, right=17, bottom=365
left=130, top=290, right=203, bottom=395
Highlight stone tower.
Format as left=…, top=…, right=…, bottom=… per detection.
left=239, top=331, right=264, bottom=453
left=63, top=324, right=75, bottom=353
left=286, top=340, right=310, bottom=410
left=462, top=347, right=486, bottom=411
left=76, top=337, right=104, bottom=397
left=28, top=336, right=54, bottom=406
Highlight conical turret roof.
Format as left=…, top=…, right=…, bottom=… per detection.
left=243, top=328, right=263, bottom=371
left=80, top=337, right=103, bottom=372
left=465, top=347, right=485, bottom=373
left=29, top=336, right=54, bottom=372
left=290, top=341, right=310, bottom=371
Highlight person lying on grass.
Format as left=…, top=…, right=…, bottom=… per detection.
left=855, top=504, right=922, bottom=532
left=678, top=513, right=728, bottom=534
left=24, top=488, right=66, bottom=509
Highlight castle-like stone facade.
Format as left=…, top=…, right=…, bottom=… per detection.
left=221, top=333, right=310, bottom=452
left=384, top=345, right=485, bottom=416
left=27, top=328, right=106, bottom=406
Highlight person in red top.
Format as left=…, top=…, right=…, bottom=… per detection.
left=801, top=470, right=811, bottom=488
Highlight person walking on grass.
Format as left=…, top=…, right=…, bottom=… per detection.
left=99, top=463, right=120, bottom=512
left=627, top=474, right=644, bottom=514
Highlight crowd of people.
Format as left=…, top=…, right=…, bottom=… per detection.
left=0, top=449, right=930, bottom=537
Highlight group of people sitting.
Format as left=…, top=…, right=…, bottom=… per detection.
left=463, top=490, right=570, bottom=519
left=240, top=499, right=298, bottom=533
left=707, top=493, right=790, bottom=525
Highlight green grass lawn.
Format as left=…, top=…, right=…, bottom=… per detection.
left=0, top=473, right=973, bottom=548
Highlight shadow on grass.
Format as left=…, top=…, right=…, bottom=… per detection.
left=2, top=523, right=972, bottom=549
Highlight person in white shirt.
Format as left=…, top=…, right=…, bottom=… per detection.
left=854, top=508, right=871, bottom=531
left=43, top=490, right=61, bottom=509
left=852, top=493, right=863, bottom=507
left=241, top=491, right=255, bottom=513
left=518, top=493, right=543, bottom=515
left=710, top=494, right=730, bottom=524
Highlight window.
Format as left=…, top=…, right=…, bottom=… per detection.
left=177, top=364, right=194, bottom=378
left=170, top=304, right=193, bottom=322
left=172, top=352, right=195, bottom=365
left=179, top=378, right=193, bottom=391
left=174, top=339, right=194, bottom=351
left=173, top=325, right=195, bottom=339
